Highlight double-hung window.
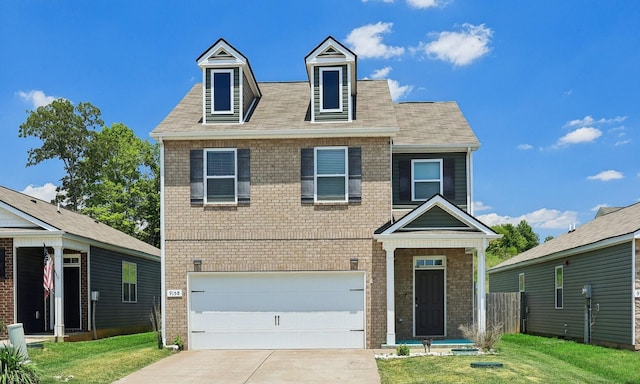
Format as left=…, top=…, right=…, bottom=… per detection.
left=319, top=67, right=342, bottom=112
left=315, top=147, right=348, bottom=202
left=411, top=159, right=443, bottom=201
left=205, top=149, right=237, bottom=204
left=211, top=69, right=233, bottom=114
left=555, top=266, right=563, bottom=309
left=122, top=261, right=137, bottom=303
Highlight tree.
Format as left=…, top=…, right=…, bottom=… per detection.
left=487, top=220, right=539, bottom=263
left=80, top=123, right=160, bottom=247
left=18, top=99, right=103, bottom=210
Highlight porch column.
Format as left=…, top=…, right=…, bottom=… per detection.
left=53, top=246, right=65, bottom=340
left=477, top=239, right=487, bottom=333
left=384, top=245, right=396, bottom=345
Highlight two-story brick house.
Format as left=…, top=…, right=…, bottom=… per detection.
left=151, top=37, right=499, bottom=349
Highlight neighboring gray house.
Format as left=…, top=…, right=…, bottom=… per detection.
left=489, top=202, right=640, bottom=350
left=0, top=186, right=160, bottom=341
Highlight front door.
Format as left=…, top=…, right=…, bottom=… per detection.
left=415, top=269, right=445, bottom=336
left=63, top=265, right=81, bottom=329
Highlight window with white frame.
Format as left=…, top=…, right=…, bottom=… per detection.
left=122, top=261, right=137, bottom=303
left=411, top=159, right=443, bottom=201
left=315, top=147, right=348, bottom=202
left=555, top=266, right=563, bottom=309
left=319, top=67, right=342, bottom=112
left=211, top=69, right=234, bottom=114
left=205, top=149, right=237, bottom=204
left=519, top=273, right=525, bottom=292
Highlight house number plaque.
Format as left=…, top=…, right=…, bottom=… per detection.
left=167, top=289, right=183, bottom=298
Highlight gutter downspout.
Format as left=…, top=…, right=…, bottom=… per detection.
left=159, top=138, right=167, bottom=347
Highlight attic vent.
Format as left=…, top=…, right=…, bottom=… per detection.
left=319, top=47, right=345, bottom=58
left=210, top=49, right=233, bottom=60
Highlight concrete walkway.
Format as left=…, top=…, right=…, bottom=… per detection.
left=113, top=349, right=381, bottom=384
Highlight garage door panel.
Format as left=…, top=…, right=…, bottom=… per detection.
left=188, top=271, right=366, bottom=349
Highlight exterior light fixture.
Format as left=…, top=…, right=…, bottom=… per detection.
left=350, top=258, right=358, bottom=270
left=193, top=259, right=202, bottom=272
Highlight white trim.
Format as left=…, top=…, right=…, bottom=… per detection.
left=385, top=247, right=396, bottom=345
left=210, top=69, right=234, bottom=115
left=319, top=67, right=343, bottom=113
left=159, top=140, right=166, bottom=346
left=467, top=148, right=473, bottom=214
left=632, top=234, right=637, bottom=345
left=238, top=68, right=243, bottom=124
left=555, top=265, right=563, bottom=309
left=314, top=146, right=348, bottom=203
left=203, top=148, right=238, bottom=205
left=413, top=256, right=446, bottom=337
left=411, top=159, right=443, bottom=201
left=151, top=126, right=398, bottom=141
left=393, top=144, right=480, bottom=153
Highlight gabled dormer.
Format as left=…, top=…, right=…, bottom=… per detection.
left=197, top=39, right=261, bottom=124
left=305, top=37, right=357, bottom=123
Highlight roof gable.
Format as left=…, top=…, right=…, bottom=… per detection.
left=305, top=36, right=357, bottom=96
left=378, top=194, right=496, bottom=235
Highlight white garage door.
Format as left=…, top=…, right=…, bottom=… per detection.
left=188, top=271, right=365, bottom=349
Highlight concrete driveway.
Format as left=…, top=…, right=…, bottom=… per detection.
left=113, top=349, right=380, bottom=384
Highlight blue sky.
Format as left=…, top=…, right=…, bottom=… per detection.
left=1, top=0, right=638, bottom=239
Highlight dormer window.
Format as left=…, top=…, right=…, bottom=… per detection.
left=320, top=67, right=342, bottom=112
left=211, top=69, right=234, bottom=114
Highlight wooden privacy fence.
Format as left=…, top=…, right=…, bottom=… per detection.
left=486, top=292, right=524, bottom=334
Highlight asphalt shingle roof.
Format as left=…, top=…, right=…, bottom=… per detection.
left=490, top=201, right=640, bottom=272
left=0, top=186, right=160, bottom=257
left=393, top=102, right=479, bottom=148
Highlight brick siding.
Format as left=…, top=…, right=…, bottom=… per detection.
left=0, top=238, right=13, bottom=338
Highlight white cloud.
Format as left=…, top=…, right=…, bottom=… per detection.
left=517, top=144, right=533, bottom=150
left=418, top=23, right=492, bottom=66
left=22, top=183, right=58, bottom=202
left=556, top=127, right=602, bottom=146
left=371, top=66, right=392, bottom=79
left=587, top=170, right=623, bottom=181
left=362, top=0, right=394, bottom=2
left=478, top=208, right=579, bottom=230
left=564, top=115, right=627, bottom=128
left=615, top=139, right=631, bottom=146
left=17, top=90, right=56, bottom=108
left=387, top=79, right=413, bottom=100
left=346, top=22, right=405, bottom=59
left=590, top=203, right=609, bottom=212
left=406, top=0, right=441, bottom=8
left=472, top=201, right=492, bottom=212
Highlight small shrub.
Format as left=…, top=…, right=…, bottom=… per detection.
left=458, top=323, right=503, bottom=351
left=396, top=344, right=410, bottom=356
left=173, top=335, right=184, bottom=351
left=0, top=345, right=39, bottom=383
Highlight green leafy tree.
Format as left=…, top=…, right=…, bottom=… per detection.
left=487, top=220, right=539, bottom=265
left=80, top=123, right=160, bottom=247
left=18, top=99, right=103, bottom=211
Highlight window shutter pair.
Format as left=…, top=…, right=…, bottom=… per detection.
left=398, top=158, right=455, bottom=202
left=190, top=149, right=250, bottom=204
left=300, top=147, right=361, bottom=203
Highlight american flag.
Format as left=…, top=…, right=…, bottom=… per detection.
left=43, top=245, right=54, bottom=299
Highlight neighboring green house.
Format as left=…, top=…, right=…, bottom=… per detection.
left=152, top=36, right=500, bottom=350
left=489, top=202, right=640, bottom=350
left=0, top=186, right=160, bottom=341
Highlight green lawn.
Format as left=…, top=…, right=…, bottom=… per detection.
left=27, top=332, right=172, bottom=384
left=377, top=334, right=640, bottom=384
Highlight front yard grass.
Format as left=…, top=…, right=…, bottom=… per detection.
left=377, top=334, right=640, bottom=384
left=28, top=332, right=172, bottom=384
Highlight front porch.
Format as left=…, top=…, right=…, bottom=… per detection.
left=374, top=194, right=501, bottom=347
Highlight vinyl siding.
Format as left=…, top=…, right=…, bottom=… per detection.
left=90, top=247, right=160, bottom=329
left=313, top=65, right=350, bottom=122
left=393, top=152, right=467, bottom=208
left=205, top=67, right=241, bottom=124
left=242, top=73, right=256, bottom=119
left=404, top=206, right=468, bottom=229
left=490, top=242, right=633, bottom=346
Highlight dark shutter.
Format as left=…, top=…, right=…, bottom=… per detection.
left=237, top=149, right=250, bottom=204
left=399, top=159, right=411, bottom=202
left=301, top=148, right=314, bottom=204
left=190, top=149, right=204, bottom=205
left=443, top=158, right=455, bottom=200
left=348, top=147, right=361, bottom=203
left=0, top=248, right=4, bottom=279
